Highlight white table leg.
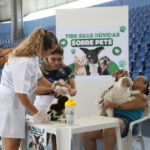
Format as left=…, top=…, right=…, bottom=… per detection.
left=56, top=128, right=72, bottom=150
left=72, top=134, right=82, bottom=150
left=20, top=123, right=28, bottom=150
left=115, top=126, right=123, bottom=150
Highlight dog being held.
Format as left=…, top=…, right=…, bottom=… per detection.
left=97, top=69, right=130, bottom=103
left=98, top=56, right=111, bottom=75
left=80, top=47, right=104, bottom=75
left=97, top=69, right=130, bottom=115
left=99, top=77, right=140, bottom=117
left=46, top=79, right=69, bottom=122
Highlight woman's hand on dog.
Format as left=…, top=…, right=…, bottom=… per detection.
left=64, top=83, right=76, bottom=96
left=104, top=100, right=120, bottom=109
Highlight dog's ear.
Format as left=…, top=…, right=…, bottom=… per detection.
left=112, top=71, right=118, bottom=78
left=80, top=48, right=88, bottom=54
left=95, top=47, right=104, bottom=53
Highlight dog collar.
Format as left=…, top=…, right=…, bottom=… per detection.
left=54, top=93, right=59, bottom=97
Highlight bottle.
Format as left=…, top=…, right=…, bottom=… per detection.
left=65, top=99, right=77, bottom=125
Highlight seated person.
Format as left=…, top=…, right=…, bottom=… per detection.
left=82, top=76, right=149, bottom=150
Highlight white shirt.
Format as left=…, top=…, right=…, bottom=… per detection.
left=1, top=56, right=42, bottom=95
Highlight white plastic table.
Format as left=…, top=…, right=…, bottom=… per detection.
left=24, top=114, right=123, bottom=150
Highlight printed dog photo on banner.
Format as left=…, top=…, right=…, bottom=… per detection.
left=27, top=124, right=47, bottom=150
left=68, top=46, right=119, bottom=76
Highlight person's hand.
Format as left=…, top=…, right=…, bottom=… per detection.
left=33, top=111, right=50, bottom=123
left=104, top=100, right=112, bottom=109
left=64, top=83, right=71, bottom=90
left=54, top=86, right=68, bottom=95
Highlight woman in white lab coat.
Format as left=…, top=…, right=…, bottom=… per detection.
left=0, top=27, right=63, bottom=150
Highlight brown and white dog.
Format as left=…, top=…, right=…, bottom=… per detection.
left=100, top=77, right=140, bottom=117
left=97, top=69, right=132, bottom=116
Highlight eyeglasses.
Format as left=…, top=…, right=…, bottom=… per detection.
left=50, top=57, right=63, bottom=62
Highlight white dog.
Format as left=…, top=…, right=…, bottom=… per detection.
left=99, top=77, right=140, bottom=117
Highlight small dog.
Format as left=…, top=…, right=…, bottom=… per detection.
left=97, top=69, right=130, bottom=115
left=46, top=79, right=68, bottom=122
left=74, top=55, right=87, bottom=76
left=46, top=95, right=68, bottom=121
left=80, top=47, right=104, bottom=75
left=99, top=77, right=140, bottom=117
left=98, top=56, right=111, bottom=75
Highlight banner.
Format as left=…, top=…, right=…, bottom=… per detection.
left=27, top=123, right=47, bottom=150
left=56, top=7, right=128, bottom=81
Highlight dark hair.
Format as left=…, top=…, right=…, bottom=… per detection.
left=51, top=44, right=64, bottom=56
left=43, top=30, right=58, bottom=50
left=143, top=80, right=149, bottom=95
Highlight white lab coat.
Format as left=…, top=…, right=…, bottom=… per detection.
left=34, top=95, right=54, bottom=112
left=0, top=57, right=42, bottom=139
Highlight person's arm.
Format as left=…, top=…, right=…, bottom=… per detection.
left=104, top=94, right=148, bottom=110
left=34, top=85, right=51, bottom=95
left=38, top=76, right=53, bottom=88
left=68, top=78, right=77, bottom=96
left=15, top=93, right=38, bottom=115
left=36, top=76, right=69, bottom=95
left=34, top=76, right=53, bottom=95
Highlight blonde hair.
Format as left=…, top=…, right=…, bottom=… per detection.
left=10, top=27, right=57, bottom=57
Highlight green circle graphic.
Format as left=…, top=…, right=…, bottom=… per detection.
left=59, top=39, right=68, bottom=47
left=112, top=47, right=122, bottom=56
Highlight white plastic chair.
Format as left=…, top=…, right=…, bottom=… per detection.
left=121, top=101, right=150, bottom=150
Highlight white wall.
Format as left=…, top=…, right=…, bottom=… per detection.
left=74, top=81, right=113, bottom=114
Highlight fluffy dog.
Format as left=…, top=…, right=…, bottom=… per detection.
left=46, top=79, right=68, bottom=122
left=98, top=56, right=111, bottom=75
left=46, top=95, right=68, bottom=121
left=97, top=69, right=130, bottom=115
left=99, top=77, right=140, bottom=117
left=80, top=47, right=104, bottom=75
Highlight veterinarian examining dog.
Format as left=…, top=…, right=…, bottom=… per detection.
left=34, top=44, right=77, bottom=150
left=82, top=76, right=149, bottom=150
left=0, top=27, right=63, bottom=150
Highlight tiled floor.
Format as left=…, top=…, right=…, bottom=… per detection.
left=47, top=136, right=150, bottom=150
left=0, top=136, right=150, bottom=150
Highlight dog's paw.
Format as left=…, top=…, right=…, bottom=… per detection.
left=130, top=90, right=140, bottom=95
